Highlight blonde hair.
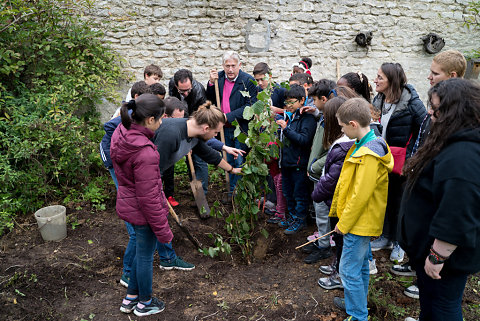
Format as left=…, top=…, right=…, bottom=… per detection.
left=191, top=101, right=226, bottom=128
left=433, top=50, right=467, bottom=78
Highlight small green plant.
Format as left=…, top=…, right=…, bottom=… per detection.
left=200, top=233, right=231, bottom=258
left=80, top=313, right=95, bottom=321
left=217, top=300, right=229, bottom=310
left=271, top=293, right=279, bottom=305
left=221, top=76, right=287, bottom=262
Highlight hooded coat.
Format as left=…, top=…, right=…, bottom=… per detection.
left=110, top=122, right=173, bottom=243
left=330, top=137, right=394, bottom=236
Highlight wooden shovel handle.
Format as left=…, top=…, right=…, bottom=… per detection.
left=186, top=152, right=197, bottom=181
left=295, top=230, right=335, bottom=250
left=214, top=79, right=230, bottom=187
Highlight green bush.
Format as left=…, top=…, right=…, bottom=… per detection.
left=0, top=0, right=125, bottom=234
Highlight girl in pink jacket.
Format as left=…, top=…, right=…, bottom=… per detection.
left=111, top=94, right=172, bottom=317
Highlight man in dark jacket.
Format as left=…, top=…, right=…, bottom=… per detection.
left=206, top=51, right=257, bottom=192
left=168, top=69, right=209, bottom=192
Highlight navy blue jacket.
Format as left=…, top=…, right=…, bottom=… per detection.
left=206, top=70, right=257, bottom=133
left=279, top=110, right=317, bottom=169
left=100, top=115, right=125, bottom=169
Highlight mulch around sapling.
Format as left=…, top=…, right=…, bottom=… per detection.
left=1, top=181, right=479, bottom=321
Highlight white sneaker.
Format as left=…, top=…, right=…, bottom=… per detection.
left=404, top=285, right=419, bottom=299
left=405, top=318, right=418, bottom=321
left=369, top=259, right=378, bottom=275
left=390, top=242, right=405, bottom=262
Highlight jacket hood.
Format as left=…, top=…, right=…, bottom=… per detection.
left=446, top=127, right=480, bottom=145
left=111, top=123, right=156, bottom=164
left=349, top=137, right=394, bottom=171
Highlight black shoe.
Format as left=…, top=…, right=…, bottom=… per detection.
left=304, top=247, right=332, bottom=264
left=333, top=297, right=345, bottom=311
left=301, top=242, right=318, bottom=254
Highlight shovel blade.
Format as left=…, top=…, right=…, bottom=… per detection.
left=190, top=179, right=210, bottom=219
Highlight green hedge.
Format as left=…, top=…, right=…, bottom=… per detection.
left=0, top=0, right=125, bottom=234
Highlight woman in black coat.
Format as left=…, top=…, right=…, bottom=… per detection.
left=399, top=78, right=480, bottom=321
left=370, top=63, right=426, bottom=262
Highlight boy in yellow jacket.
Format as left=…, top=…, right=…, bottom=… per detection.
left=330, top=98, right=394, bottom=321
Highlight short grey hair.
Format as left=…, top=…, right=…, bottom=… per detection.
left=222, top=51, right=241, bottom=65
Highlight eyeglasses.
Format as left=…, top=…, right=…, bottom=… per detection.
left=177, top=87, right=192, bottom=94
left=285, top=99, right=298, bottom=106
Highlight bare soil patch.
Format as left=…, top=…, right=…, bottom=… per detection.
left=1, top=182, right=478, bottom=321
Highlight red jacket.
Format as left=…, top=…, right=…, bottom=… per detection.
left=110, top=123, right=173, bottom=243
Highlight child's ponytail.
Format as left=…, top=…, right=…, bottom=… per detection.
left=120, top=100, right=135, bottom=129
left=120, top=94, right=165, bottom=130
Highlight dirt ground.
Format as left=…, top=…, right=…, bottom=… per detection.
left=1, top=181, right=479, bottom=321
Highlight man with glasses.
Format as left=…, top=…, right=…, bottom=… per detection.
left=206, top=51, right=257, bottom=193
left=168, top=69, right=206, bottom=117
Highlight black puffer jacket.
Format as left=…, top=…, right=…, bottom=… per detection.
left=168, top=78, right=206, bottom=116
left=372, top=84, right=426, bottom=157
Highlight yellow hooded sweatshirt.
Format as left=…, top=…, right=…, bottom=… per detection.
left=329, top=137, right=394, bottom=236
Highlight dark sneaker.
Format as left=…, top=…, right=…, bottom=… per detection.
left=391, top=263, right=416, bottom=276
left=278, top=216, right=294, bottom=228
left=333, top=296, right=346, bottom=311
left=159, top=257, right=195, bottom=271
left=119, top=274, right=129, bottom=288
left=304, top=247, right=331, bottom=264
left=284, top=220, right=306, bottom=235
left=301, top=241, right=319, bottom=254
left=120, top=296, right=139, bottom=314
left=318, top=272, right=343, bottom=290
left=267, top=213, right=285, bottom=224
left=404, top=284, right=419, bottom=299
left=264, top=208, right=277, bottom=216
left=134, top=297, right=165, bottom=316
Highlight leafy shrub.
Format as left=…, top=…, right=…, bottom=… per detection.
left=0, top=0, right=125, bottom=234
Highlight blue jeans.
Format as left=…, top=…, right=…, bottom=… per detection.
left=123, top=222, right=176, bottom=277
left=339, top=233, right=370, bottom=321
left=192, top=152, right=209, bottom=193
left=413, top=262, right=468, bottom=321
left=281, top=167, right=309, bottom=222
left=127, top=225, right=156, bottom=302
left=223, top=126, right=245, bottom=192
left=108, top=167, right=176, bottom=278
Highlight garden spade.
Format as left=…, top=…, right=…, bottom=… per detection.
left=167, top=202, right=202, bottom=250
left=187, top=152, right=210, bottom=219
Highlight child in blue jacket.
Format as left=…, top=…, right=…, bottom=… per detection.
left=276, top=84, right=317, bottom=234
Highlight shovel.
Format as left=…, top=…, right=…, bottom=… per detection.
left=214, top=78, right=231, bottom=198
left=167, top=202, right=202, bottom=250
left=187, top=152, right=210, bottom=219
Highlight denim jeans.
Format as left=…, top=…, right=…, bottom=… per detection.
left=313, top=201, right=330, bottom=248
left=223, top=126, right=245, bottom=192
left=413, top=262, right=468, bottom=321
left=339, top=233, right=370, bottom=321
left=127, top=224, right=156, bottom=302
left=281, top=167, right=310, bottom=222
left=108, top=167, right=176, bottom=278
left=192, top=152, right=209, bottom=193
left=123, top=222, right=176, bottom=277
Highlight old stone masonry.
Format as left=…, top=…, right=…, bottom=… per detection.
left=92, top=0, right=480, bottom=119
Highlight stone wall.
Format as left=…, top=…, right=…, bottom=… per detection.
left=93, top=0, right=480, bottom=121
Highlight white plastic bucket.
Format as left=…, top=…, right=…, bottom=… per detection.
left=34, top=205, right=67, bottom=242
